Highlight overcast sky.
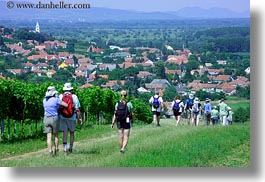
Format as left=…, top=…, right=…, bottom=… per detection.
left=13, top=0, right=250, bottom=12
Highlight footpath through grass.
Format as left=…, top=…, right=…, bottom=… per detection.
left=0, top=119, right=250, bottom=167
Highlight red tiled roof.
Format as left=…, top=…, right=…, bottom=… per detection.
left=137, top=71, right=152, bottom=78
left=212, top=75, right=231, bottom=82
left=166, top=55, right=188, bottom=65
left=80, top=83, right=94, bottom=89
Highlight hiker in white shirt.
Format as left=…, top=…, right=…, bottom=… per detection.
left=149, top=90, right=163, bottom=127
left=171, top=95, right=185, bottom=126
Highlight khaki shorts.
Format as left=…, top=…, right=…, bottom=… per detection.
left=44, top=116, right=59, bottom=133
left=59, top=117, right=76, bottom=132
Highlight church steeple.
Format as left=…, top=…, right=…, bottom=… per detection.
left=35, top=21, right=40, bottom=33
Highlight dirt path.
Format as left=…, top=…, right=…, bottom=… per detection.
left=0, top=133, right=117, bottom=161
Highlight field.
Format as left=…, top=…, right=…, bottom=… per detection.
left=0, top=118, right=250, bottom=167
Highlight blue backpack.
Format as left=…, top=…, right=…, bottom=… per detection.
left=152, top=96, right=160, bottom=109
left=187, top=98, right=194, bottom=109
left=173, top=101, right=181, bottom=112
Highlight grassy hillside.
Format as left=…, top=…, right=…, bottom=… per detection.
left=0, top=119, right=250, bottom=167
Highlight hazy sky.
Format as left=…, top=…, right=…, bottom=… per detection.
left=13, top=0, right=250, bottom=12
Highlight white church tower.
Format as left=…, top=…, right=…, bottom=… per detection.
left=35, top=21, right=40, bottom=33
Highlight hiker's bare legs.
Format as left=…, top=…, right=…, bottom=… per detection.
left=63, top=130, right=68, bottom=151
left=47, top=133, right=52, bottom=152
left=153, top=115, right=157, bottom=125
left=118, top=129, right=124, bottom=149
left=122, top=129, right=130, bottom=150
left=54, top=132, right=59, bottom=150
left=70, top=131, right=74, bottom=146
left=157, top=115, right=160, bottom=126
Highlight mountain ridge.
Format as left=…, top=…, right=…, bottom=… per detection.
left=0, top=1, right=250, bottom=21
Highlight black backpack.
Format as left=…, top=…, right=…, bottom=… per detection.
left=152, top=96, right=160, bottom=109
left=115, top=101, right=129, bottom=121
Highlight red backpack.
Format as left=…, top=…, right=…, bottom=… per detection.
left=60, top=93, right=74, bottom=118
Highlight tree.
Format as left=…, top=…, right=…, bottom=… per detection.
left=163, top=86, right=177, bottom=102
left=154, top=61, right=166, bottom=79
left=0, top=36, right=4, bottom=46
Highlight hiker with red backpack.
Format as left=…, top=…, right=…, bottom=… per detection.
left=43, top=86, right=68, bottom=157
left=59, top=83, right=82, bottom=154
left=111, top=90, right=134, bottom=153
left=149, top=90, right=164, bottom=127
left=171, top=95, right=184, bottom=126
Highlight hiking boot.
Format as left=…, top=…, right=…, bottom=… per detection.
left=157, top=123, right=161, bottom=127
left=54, top=149, right=59, bottom=156
left=68, top=148, right=73, bottom=153
left=120, top=148, right=125, bottom=153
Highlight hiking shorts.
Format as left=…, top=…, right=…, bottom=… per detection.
left=59, top=117, right=76, bottom=132
left=117, top=120, right=131, bottom=129
left=173, top=111, right=182, bottom=116
left=44, top=116, right=59, bottom=133
left=152, top=111, right=161, bottom=116
left=192, top=111, right=200, bottom=119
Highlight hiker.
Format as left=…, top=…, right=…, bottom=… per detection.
left=184, top=93, right=194, bottom=125
left=203, top=98, right=212, bottom=126
left=149, top=90, right=164, bottom=126
left=226, top=107, right=234, bottom=125
left=59, top=83, right=82, bottom=153
left=218, top=98, right=228, bottom=126
left=111, top=90, right=134, bottom=153
left=43, top=86, right=68, bottom=157
left=211, top=106, right=219, bottom=125
left=171, top=95, right=184, bottom=126
left=191, top=97, right=201, bottom=126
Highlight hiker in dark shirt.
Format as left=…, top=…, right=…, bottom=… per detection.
left=111, top=90, right=134, bottom=153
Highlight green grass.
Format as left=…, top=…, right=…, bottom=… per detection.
left=211, top=100, right=250, bottom=111
left=0, top=119, right=250, bottom=167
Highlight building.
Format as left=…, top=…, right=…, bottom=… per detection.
left=35, top=21, right=40, bottom=33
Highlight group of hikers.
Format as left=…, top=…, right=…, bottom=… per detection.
left=43, top=84, right=233, bottom=156
left=149, top=92, right=234, bottom=127
left=43, top=83, right=82, bottom=157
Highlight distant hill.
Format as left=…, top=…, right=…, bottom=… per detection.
left=0, top=1, right=249, bottom=22
left=172, top=6, right=249, bottom=19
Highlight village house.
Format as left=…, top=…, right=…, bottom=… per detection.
left=58, top=52, right=70, bottom=60
left=145, top=79, right=171, bottom=92
left=166, top=55, right=188, bottom=65
left=75, top=65, right=89, bottom=78
left=46, top=69, right=56, bottom=78
left=6, top=69, right=22, bottom=75
left=87, top=45, right=104, bottom=53
left=24, top=61, right=35, bottom=71
left=211, top=75, right=231, bottom=83
left=217, top=60, right=227, bottom=65
left=101, top=80, right=125, bottom=90
left=137, top=71, right=153, bottom=79
left=216, top=83, right=236, bottom=95
left=99, top=64, right=116, bottom=71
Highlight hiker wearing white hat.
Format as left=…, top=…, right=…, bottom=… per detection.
left=211, top=106, right=219, bottom=125
left=203, top=98, right=212, bottom=126
left=218, top=98, right=228, bottom=126
left=226, top=106, right=234, bottom=125
left=43, top=86, right=68, bottom=157
left=59, top=83, right=82, bottom=154
left=191, top=97, right=201, bottom=126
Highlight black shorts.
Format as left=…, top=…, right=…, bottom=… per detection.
left=173, top=111, right=182, bottom=116
left=152, top=111, right=161, bottom=116
left=117, top=120, right=131, bottom=129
